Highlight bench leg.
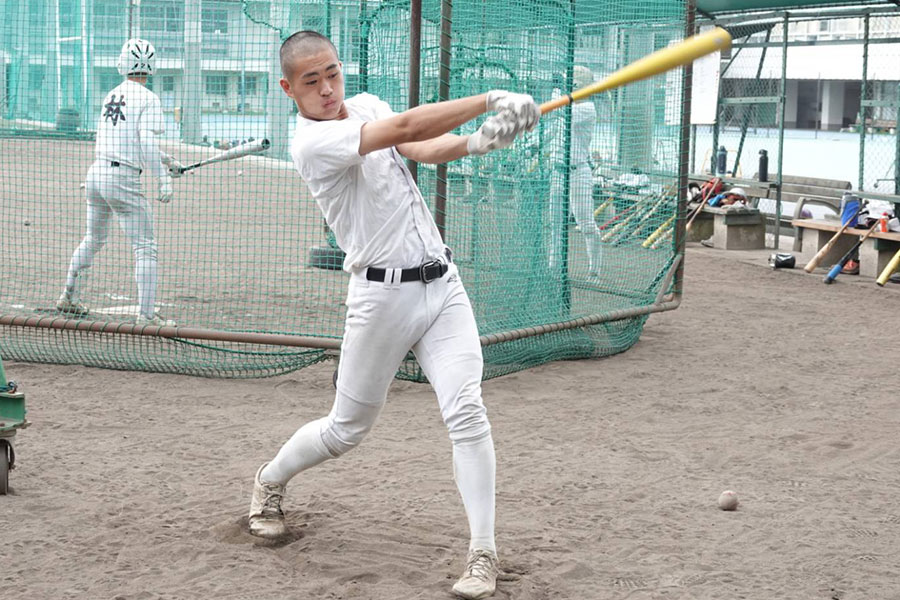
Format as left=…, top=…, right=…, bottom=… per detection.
left=860, top=239, right=900, bottom=279
left=806, top=229, right=858, bottom=268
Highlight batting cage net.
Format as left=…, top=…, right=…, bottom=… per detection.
left=0, top=0, right=686, bottom=379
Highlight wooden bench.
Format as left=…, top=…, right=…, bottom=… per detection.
left=791, top=218, right=900, bottom=278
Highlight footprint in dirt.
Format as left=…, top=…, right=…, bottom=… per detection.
left=212, top=515, right=305, bottom=548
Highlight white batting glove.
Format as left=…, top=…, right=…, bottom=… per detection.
left=466, top=111, right=518, bottom=156
left=157, top=175, right=174, bottom=204
left=167, top=160, right=186, bottom=179
left=485, top=90, right=541, bottom=132
left=160, top=151, right=185, bottom=179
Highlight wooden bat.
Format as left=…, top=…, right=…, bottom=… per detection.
left=643, top=215, right=676, bottom=248
left=593, top=195, right=615, bottom=218
left=803, top=204, right=864, bottom=273
left=602, top=194, right=661, bottom=242
left=539, top=28, right=732, bottom=115
left=823, top=221, right=878, bottom=283
left=876, top=247, right=900, bottom=286
left=686, top=178, right=721, bottom=234
left=178, top=138, right=271, bottom=174
left=650, top=227, right=673, bottom=250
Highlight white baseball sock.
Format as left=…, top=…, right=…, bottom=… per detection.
left=453, top=431, right=497, bottom=554
left=261, top=417, right=335, bottom=486
left=135, top=257, right=157, bottom=319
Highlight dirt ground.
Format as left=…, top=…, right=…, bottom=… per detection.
left=1, top=246, right=899, bottom=600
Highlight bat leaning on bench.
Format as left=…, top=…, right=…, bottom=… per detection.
left=803, top=204, right=864, bottom=273
left=823, top=220, right=879, bottom=284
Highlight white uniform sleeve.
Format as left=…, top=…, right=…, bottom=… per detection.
left=292, top=119, right=365, bottom=183
left=139, top=95, right=166, bottom=177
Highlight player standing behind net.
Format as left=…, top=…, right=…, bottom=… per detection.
left=247, top=31, right=539, bottom=600
left=56, top=38, right=184, bottom=326
left=548, top=65, right=602, bottom=276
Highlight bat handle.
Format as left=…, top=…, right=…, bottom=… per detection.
left=823, top=263, right=841, bottom=284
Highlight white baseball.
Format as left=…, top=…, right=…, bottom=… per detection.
left=718, top=490, right=739, bottom=511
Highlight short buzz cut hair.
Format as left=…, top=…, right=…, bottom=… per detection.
left=280, top=30, right=338, bottom=79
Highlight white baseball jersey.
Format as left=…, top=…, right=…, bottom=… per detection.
left=290, top=93, right=446, bottom=272
left=94, top=79, right=166, bottom=177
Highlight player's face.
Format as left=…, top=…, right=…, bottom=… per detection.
left=280, top=48, right=345, bottom=121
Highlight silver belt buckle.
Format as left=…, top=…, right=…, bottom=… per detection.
left=419, top=259, right=442, bottom=283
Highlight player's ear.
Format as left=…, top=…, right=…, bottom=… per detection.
left=279, top=78, right=294, bottom=99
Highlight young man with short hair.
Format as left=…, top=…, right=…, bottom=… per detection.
left=248, top=31, right=540, bottom=599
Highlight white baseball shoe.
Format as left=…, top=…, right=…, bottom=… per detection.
left=135, top=313, right=176, bottom=327
left=452, top=548, right=499, bottom=599
left=248, top=463, right=288, bottom=538
left=56, top=293, right=89, bottom=317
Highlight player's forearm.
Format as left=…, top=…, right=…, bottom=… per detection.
left=404, top=94, right=487, bottom=141
left=360, top=94, right=487, bottom=155
left=397, top=134, right=469, bottom=164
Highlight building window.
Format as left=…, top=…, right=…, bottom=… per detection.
left=242, top=76, right=257, bottom=95
left=202, top=8, right=228, bottom=34
left=161, top=76, right=175, bottom=92
left=143, top=2, right=183, bottom=33
left=206, top=75, right=228, bottom=96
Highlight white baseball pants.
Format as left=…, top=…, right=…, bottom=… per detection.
left=549, top=163, right=602, bottom=273
left=262, top=262, right=496, bottom=552
left=64, top=162, right=158, bottom=319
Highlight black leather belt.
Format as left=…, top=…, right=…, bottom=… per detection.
left=366, top=249, right=452, bottom=284
left=110, top=161, right=142, bottom=174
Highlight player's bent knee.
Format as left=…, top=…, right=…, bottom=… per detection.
left=132, top=242, right=158, bottom=261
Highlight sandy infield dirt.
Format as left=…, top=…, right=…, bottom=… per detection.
left=1, top=247, right=899, bottom=599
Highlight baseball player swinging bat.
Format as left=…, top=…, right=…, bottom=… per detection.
left=823, top=221, right=879, bottom=283
left=876, top=247, right=900, bottom=286
left=803, top=204, right=864, bottom=273
left=539, top=27, right=732, bottom=115
left=177, top=138, right=271, bottom=174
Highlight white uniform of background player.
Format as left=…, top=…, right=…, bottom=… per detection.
left=548, top=66, right=602, bottom=275
left=56, top=39, right=183, bottom=326
left=246, top=31, right=539, bottom=600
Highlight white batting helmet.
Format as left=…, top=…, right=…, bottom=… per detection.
left=117, top=38, right=156, bottom=76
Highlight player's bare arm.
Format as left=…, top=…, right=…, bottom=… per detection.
left=358, top=95, right=487, bottom=156
left=396, top=134, right=468, bottom=165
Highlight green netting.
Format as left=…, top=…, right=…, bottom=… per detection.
left=1, top=0, right=686, bottom=380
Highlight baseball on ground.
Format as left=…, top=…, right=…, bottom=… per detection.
left=718, top=490, right=739, bottom=511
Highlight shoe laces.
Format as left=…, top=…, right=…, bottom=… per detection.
left=464, top=549, right=497, bottom=581
left=259, top=482, right=284, bottom=516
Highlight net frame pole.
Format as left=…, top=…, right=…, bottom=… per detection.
left=434, top=0, right=453, bottom=240
left=676, top=3, right=696, bottom=298
left=774, top=12, right=788, bottom=250
left=407, top=0, right=422, bottom=183
left=859, top=12, right=870, bottom=190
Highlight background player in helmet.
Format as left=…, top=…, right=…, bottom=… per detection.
left=247, top=31, right=539, bottom=600
left=56, top=38, right=184, bottom=326
left=548, top=65, right=602, bottom=276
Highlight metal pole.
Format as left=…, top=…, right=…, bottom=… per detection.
left=434, top=0, right=453, bottom=240
left=239, top=11, right=246, bottom=113
left=894, top=82, right=900, bottom=194
left=359, top=0, right=369, bottom=92
left=407, top=0, right=422, bottom=183
left=182, top=0, right=203, bottom=145
left=859, top=13, right=870, bottom=190
left=1, top=294, right=681, bottom=350
left=676, top=3, right=696, bottom=297
left=560, top=0, right=576, bottom=312
left=775, top=13, right=788, bottom=250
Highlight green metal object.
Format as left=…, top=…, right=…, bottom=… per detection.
left=696, top=0, right=871, bottom=14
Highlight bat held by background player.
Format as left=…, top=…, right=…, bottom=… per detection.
left=176, top=138, right=271, bottom=175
